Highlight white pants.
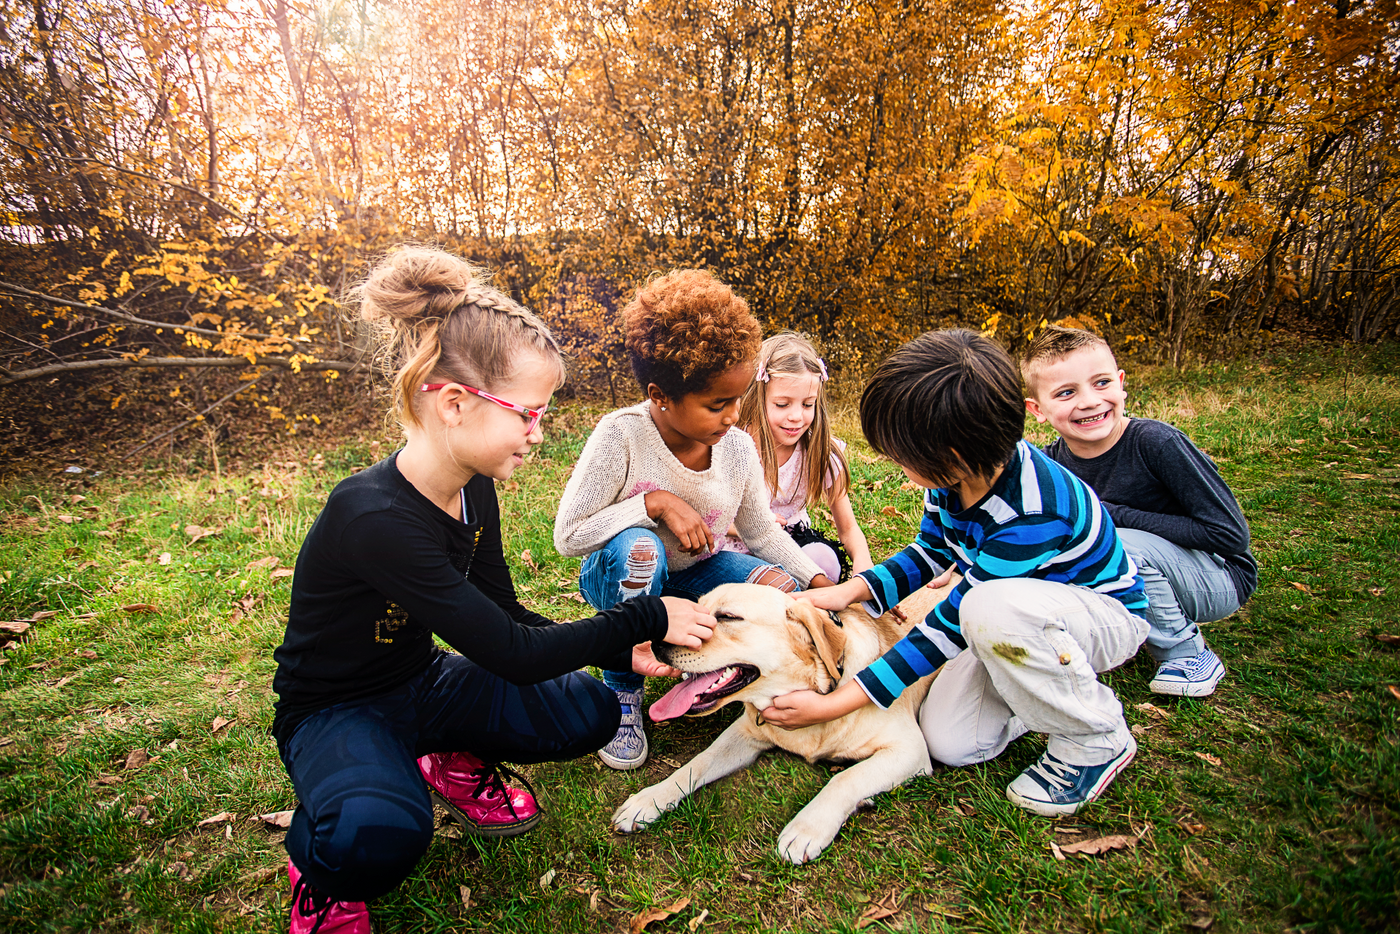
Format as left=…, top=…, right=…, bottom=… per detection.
left=920, top=578, right=1148, bottom=767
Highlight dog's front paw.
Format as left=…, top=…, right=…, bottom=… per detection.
left=611, top=789, right=672, bottom=834
left=776, top=813, right=841, bottom=864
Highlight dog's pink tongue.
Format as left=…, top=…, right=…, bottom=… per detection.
left=650, top=671, right=728, bottom=721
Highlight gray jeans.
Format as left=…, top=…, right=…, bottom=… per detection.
left=1117, top=528, right=1240, bottom=663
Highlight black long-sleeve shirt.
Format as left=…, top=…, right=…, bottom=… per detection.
left=1044, top=417, right=1258, bottom=603
left=271, top=453, right=666, bottom=744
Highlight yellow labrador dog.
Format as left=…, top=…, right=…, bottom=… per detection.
left=612, top=580, right=952, bottom=863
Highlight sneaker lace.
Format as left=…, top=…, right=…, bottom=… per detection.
left=467, top=762, right=538, bottom=820
left=291, top=871, right=337, bottom=934
left=1027, top=756, right=1081, bottom=791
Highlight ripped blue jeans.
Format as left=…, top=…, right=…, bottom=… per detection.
left=579, top=527, right=798, bottom=691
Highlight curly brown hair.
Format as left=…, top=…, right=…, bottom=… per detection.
left=622, top=269, right=762, bottom=399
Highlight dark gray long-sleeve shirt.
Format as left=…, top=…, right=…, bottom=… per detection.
left=1044, top=418, right=1257, bottom=602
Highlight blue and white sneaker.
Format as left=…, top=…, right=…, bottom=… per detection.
left=1149, top=647, right=1226, bottom=697
left=1006, top=735, right=1137, bottom=816
left=598, top=687, right=648, bottom=770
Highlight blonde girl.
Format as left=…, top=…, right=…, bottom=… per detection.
left=728, top=332, right=873, bottom=581
left=271, top=247, right=714, bottom=933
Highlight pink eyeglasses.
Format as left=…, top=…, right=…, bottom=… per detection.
left=420, top=383, right=548, bottom=434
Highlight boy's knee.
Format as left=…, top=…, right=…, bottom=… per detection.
left=924, top=728, right=984, bottom=768
left=747, top=565, right=798, bottom=593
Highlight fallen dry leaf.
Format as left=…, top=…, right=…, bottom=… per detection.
left=569, top=591, right=587, bottom=603
left=0, top=621, right=31, bottom=635
left=1193, top=751, right=1223, bottom=767
left=257, top=810, right=295, bottom=829
left=630, top=897, right=691, bottom=934
left=1050, top=841, right=1066, bottom=861
left=122, top=604, right=158, bottom=614
left=539, top=868, right=556, bottom=890
left=854, top=890, right=901, bottom=930
left=659, top=757, right=681, bottom=768
left=1374, top=634, right=1400, bottom=646
left=211, top=716, right=235, bottom=734
left=75, top=561, right=98, bottom=572
left=1134, top=702, right=1173, bottom=720
left=1180, top=820, right=1207, bottom=835
left=64, top=546, right=81, bottom=557
left=185, top=524, right=222, bottom=544
left=1368, top=586, right=1386, bottom=597
left=1288, top=580, right=1313, bottom=594
left=271, top=568, right=295, bottom=579
left=56, top=514, right=79, bottom=524
left=688, top=909, right=710, bottom=931
left=197, top=811, right=236, bottom=827
left=95, top=774, right=122, bottom=786
left=123, top=748, right=150, bottom=770
left=899, top=480, right=920, bottom=491
left=1186, top=914, right=1215, bottom=931
left=881, top=505, right=900, bottom=517
left=1341, top=472, right=1374, bottom=480
left=1057, top=834, right=1138, bottom=857
left=158, top=552, right=172, bottom=566
left=167, top=861, right=191, bottom=880
left=460, top=884, right=473, bottom=912
left=589, top=890, right=600, bottom=912
left=1388, top=685, right=1400, bottom=701
left=521, top=549, right=541, bottom=572
left=31, top=610, right=60, bottom=621
left=246, top=556, right=280, bottom=570
left=1130, top=724, right=1151, bottom=736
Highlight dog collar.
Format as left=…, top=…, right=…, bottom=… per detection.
left=827, top=610, right=844, bottom=628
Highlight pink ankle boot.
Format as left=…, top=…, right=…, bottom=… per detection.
left=418, top=751, right=541, bottom=837
left=287, top=859, right=370, bottom=934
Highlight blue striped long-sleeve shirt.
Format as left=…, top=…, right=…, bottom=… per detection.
left=855, top=440, right=1147, bottom=708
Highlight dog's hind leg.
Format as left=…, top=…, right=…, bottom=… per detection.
left=612, top=719, right=772, bottom=834
left=776, top=741, right=931, bottom=864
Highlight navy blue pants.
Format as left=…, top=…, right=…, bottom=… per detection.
left=278, top=653, right=619, bottom=902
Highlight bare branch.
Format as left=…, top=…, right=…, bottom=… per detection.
left=0, top=354, right=365, bottom=387
left=0, top=280, right=277, bottom=341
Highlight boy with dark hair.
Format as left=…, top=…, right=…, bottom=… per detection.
left=767, top=328, right=1150, bottom=816
left=1021, top=326, right=1255, bottom=696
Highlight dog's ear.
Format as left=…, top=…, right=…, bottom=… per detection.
left=786, top=600, right=847, bottom=683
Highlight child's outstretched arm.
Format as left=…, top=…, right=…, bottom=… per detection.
left=828, top=490, right=874, bottom=573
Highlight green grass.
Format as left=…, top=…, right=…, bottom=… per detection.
left=1, top=346, right=1398, bottom=933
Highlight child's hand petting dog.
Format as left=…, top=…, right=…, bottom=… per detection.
left=761, top=680, right=870, bottom=730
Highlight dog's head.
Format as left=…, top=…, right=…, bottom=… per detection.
left=649, top=583, right=848, bottom=721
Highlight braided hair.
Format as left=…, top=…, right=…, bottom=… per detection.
left=353, top=246, right=564, bottom=429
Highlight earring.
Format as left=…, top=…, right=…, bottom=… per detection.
left=660, top=405, right=667, bottom=411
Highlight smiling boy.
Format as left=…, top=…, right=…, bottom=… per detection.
left=1021, top=327, right=1257, bottom=696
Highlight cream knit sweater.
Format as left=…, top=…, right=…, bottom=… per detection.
left=553, top=402, right=823, bottom=585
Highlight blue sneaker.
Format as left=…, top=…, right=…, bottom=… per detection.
left=598, top=687, right=648, bottom=770
left=1006, top=735, right=1137, bottom=816
left=1150, top=647, right=1226, bottom=697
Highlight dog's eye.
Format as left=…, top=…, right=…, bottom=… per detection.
left=714, top=612, right=743, bottom=621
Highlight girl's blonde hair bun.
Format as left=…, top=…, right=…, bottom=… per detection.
left=352, top=245, right=564, bottom=428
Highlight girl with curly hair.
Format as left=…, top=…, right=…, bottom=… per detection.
left=554, top=270, right=835, bottom=770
